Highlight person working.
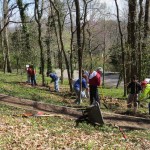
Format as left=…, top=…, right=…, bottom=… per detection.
left=89, top=68, right=101, bottom=105
left=73, top=75, right=88, bottom=104
left=48, top=72, right=59, bottom=92
left=127, top=75, right=142, bottom=114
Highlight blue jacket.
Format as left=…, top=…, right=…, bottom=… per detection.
left=74, top=78, right=87, bottom=89
left=49, top=73, right=58, bottom=81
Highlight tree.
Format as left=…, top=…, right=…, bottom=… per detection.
left=34, top=0, right=45, bottom=85
left=49, top=0, right=72, bottom=91
left=137, top=0, right=144, bottom=81
left=16, top=0, right=31, bottom=62
left=3, top=0, right=12, bottom=73
left=141, top=0, right=150, bottom=79
left=45, top=9, right=53, bottom=73
left=115, top=0, right=126, bottom=96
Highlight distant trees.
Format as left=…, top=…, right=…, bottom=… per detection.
left=0, top=0, right=149, bottom=94
left=127, top=0, right=150, bottom=82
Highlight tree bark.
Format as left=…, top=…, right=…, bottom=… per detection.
left=34, top=0, right=45, bottom=85
left=49, top=0, right=72, bottom=91
left=3, top=0, right=12, bottom=73
left=137, top=0, right=144, bottom=81
left=46, top=12, right=52, bottom=73
left=115, top=0, right=126, bottom=96
left=75, top=0, right=82, bottom=104
left=16, top=0, right=31, bottom=52
left=127, top=0, right=137, bottom=79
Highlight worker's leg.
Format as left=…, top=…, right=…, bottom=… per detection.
left=74, top=87, right=82, bottom=103
left=127, top=94, right=133, bottom=109
left=133, top=94, right=138, bottom=114
left=89, top=86, right=100, bottom=105
left=54, top=78, right=59, bottom=92
left=89, top=85, right=94, bottom=105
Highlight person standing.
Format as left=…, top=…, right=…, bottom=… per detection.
left=48, top=72, right=59, bottom=92
left=89, top=68, right=101, bottom=105
left=29, top=65, right=37, bottom=86
left=26, top=65, right=31, bottom=83
left=127, top=75, right=142, bottom=114
left=140, top=81, right=150, bottom=114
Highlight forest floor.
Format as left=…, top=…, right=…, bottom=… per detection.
left=0, top=74, right=150, bottom=149
left=0, top=81, right=150, bottom=130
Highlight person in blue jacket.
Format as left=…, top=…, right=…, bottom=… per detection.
left=73, top=76, right=88, bottom=104
left=48, top=72, right=59, bottom=92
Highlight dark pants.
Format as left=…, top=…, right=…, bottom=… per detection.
left=127, top=94, right=138, bottom=108
left=31, top=75, right=37, bottom=86
left=89, top=85, right=100, bottom=105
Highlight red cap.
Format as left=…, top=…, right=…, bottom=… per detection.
left=141, top=81, right=147, bottom=87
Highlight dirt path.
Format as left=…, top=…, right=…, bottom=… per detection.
left=0, top=94, right=149, bottom=130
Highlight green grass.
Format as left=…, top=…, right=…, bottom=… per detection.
left=0, top=71, right=125, bottom=102
left=100, top=87, right=125, bottom=99
left=0, top=72, right=67, bottom=105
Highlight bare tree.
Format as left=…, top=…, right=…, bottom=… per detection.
left=114, top=0, right=126, bottom=96
left=16, top=0, right=31, bottom=59
left=127, top=0, right=137, bottom=79
left=50, top=3, right=63, bottom=84
left=49, top=0, right=72, bottom=91
left=141, top=0, right=150, bottom=79
left=137, top=0, right=144, bottom=81
left=34, top=0, right=45, bottom=85
left=67, top=0, right=75, bottom=81
left=45, top=9, right=52, bottom=73
left=3, top=0, right=12, bottom=73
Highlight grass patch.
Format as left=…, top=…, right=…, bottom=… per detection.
left=100, top=87, right=125, bottom=99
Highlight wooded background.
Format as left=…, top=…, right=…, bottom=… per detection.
left=0, top=0, right=150, bottom=95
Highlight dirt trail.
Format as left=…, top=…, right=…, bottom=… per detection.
left=0, top=94, right=150, bottom=130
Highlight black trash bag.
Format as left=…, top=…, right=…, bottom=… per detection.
left=76, top=101, right=104, bottom=126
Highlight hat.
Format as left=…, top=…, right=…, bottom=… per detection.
left=141, top=81, right=147, bottom=87
left=97, top=67, right=103, bottom=72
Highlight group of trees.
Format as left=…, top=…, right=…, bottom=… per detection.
left=0, top=0, right=149, bottom=94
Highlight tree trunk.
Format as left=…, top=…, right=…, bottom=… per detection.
left=34, top=0, right=45, bottom=85
left=137, top=0, right=144, bottom=81
left=115, top=0, right=126, bottom=96
left=49, top=0, right=72, bottom=91
left=127, top=0, right=137, bottom=78
left=141, top=0, right=150, bottom=79
left=75, top=0, right=82, bottom=104
left=50, top=4, right=64, bottom=84
left=67, top=0, right=74, bottom=81
left=16, top=0, right=31, bottom=53
left=3, top=0, right=12, bottom=73
left=46, top=14, right=52, bottom=73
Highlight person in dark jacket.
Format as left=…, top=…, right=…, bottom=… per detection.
left=127, top=75, right=142, bottom=114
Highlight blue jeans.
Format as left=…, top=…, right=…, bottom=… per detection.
left=54, top=78, right=59, bottom=91
left=74, top=87, right=86, bottom=101
left=31, top=75, right=37, bottom=86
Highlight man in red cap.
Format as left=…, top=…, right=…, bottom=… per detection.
left=89, top=68, right=101, bottom=105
